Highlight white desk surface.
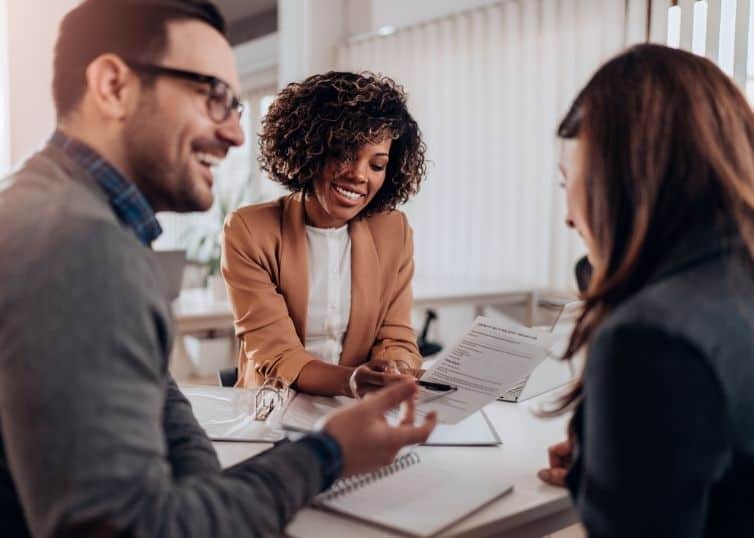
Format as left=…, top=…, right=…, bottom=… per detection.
left=413, top=276, right=533, bottom=307
left=213, top=391, right=577, bottom=538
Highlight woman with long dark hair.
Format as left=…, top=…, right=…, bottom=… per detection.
left=539, top=44, right=754, bottom=536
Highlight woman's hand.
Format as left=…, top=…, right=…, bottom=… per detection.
left=348, top=360, right=416, bottom=398
left=364, top=358, right=424, bottom=378
left=537, top=438, right=573, bottom=487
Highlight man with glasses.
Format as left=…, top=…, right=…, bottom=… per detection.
left=0, top=1, right=435, bottom=536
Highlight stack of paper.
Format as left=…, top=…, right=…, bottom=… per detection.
left=182, top=385, right=285, bottom=443
left=282, top=393, right=501, bottom=446
left=414, top=316, right=553, bottom=423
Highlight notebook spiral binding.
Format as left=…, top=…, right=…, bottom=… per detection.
left=317, top=451, right=421, bottom=501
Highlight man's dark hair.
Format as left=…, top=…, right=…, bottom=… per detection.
left=53, top=0, right=226, bottom=120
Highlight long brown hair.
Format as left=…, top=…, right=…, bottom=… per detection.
left=557, top=44, right=754, bottom=412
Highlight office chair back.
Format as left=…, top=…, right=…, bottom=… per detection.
left=417, top=309, right=443, bottom=358
left=218, top=367, right=238, bottom=387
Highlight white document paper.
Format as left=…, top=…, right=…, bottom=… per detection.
left=416, top=316, right=553, bottom=424
left=281, top=394, right=348, bottom=433
left=182, top=385, right=285, bottom=443
left=426, top=410, right=501, bottom=445
left=498, top=300, right=583, bottom=401
left=281, top=393, right=501, bottom=446
left=548, top=300, right=583, bottom=358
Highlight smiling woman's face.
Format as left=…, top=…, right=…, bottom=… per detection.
left=304, top=138, right=392, bottom=228
left=560, top=137, right=599, bottom=268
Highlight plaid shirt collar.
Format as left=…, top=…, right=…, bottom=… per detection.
left=50, top=130, right=162, bottom=246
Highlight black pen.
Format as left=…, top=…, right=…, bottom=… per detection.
left=417, top=380, right=456, bottom=392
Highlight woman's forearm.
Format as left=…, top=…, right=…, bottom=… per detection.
left=294, top=361, right=354, bottom=397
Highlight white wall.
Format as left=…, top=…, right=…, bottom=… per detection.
left=354, top=0, right=498, bottom=36
left=4, top=1, right=284, bottom=169
left=278, top=0, right=347, bottom=86
left=0, top=0, right=10, bottom=176
left=2, top=0, right=510, bottom=170
left=235, top=32, right=278, bottom=90
left=276, top=0, right=494, bottom=86
left=7, top=0, right=77, bottom=167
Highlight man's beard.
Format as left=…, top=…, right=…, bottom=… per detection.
left=122, top=97, right=208, bottom=213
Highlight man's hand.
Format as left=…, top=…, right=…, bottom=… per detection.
left=323, top=379, right=437, bottom=476
left=537, top=438, right=572, bottom=487
left=348, top=361, right=413, bottom=398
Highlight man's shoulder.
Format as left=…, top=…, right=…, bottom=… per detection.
left=4, top=211, right=151, bottom=286
left=1, top=148, right=119, bottom=236
left=0, top=150, right=143, bottom=286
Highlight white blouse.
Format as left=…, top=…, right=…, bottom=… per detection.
left=304, top=224, right=352, bottom=365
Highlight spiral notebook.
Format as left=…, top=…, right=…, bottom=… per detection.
left=313, top=449, right=513, bottom=537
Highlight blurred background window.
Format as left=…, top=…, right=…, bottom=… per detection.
left=153, top=86, right=279, bottom=285
left=0, top=0, right=10, bottom=177
left=7, top=0, right=754, bottom=320
left=665, top=0, right=754, bottom=102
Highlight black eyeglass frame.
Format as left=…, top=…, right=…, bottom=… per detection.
left=124, top=59, right=244, bottom=122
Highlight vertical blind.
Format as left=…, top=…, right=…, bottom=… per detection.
left=338, top=0, right=650, bottom=291
left=0, top=0, right=10, bottom=177
left=662, top=0, right=754, bottom=94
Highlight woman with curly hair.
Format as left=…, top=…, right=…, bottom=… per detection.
left=221, top=71, right=427, bottom=396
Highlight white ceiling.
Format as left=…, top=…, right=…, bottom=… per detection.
left=214, top=0, right=277, bottom=23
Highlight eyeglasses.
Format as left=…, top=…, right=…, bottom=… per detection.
left=124, top=60, right=244, bottom=123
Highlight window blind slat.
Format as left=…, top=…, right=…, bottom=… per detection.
left=680, top=0, right=696, bottom=50
left=734, top=0, right=751, bottom=85
left=337, top=1, right=647, bottom=289
left=706, top=0, right=723, bottom=61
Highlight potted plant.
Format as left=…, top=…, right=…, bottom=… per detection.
left=181, top=173, right=255, bottom=301
left=178, top=173, right=257, bottom=376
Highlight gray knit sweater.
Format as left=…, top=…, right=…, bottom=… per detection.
left=0, top=144, right=334, bottom=537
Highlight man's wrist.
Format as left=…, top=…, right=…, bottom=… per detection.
left=299, top=432, right=344, bottom=490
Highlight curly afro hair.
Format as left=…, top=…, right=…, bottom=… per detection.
left=258, top=71, right=427, bottom=216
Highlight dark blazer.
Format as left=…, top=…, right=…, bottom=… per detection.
left=566, top=229, right=754, bottom=537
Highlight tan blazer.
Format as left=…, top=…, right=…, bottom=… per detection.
left=221, top=194, right=422, bottom=387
